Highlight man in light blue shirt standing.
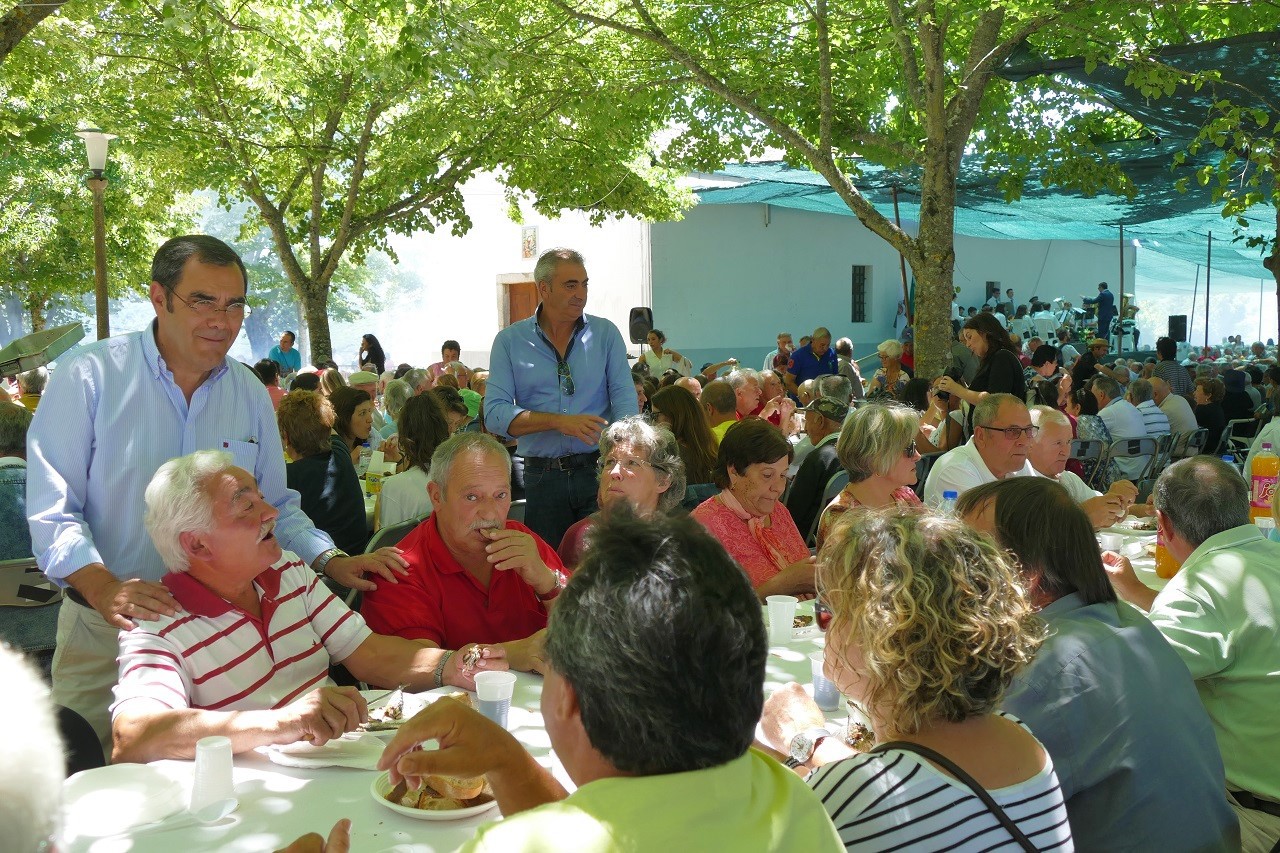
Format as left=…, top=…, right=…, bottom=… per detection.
left=27, top=235, right=407, bottom=749
left=485, top=248, right=638, bottom=548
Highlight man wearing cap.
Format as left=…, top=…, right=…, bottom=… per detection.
left=785, top=327, right=839, bottom=394
left=782, top=396, right=848, bottom=541
left=1072, top=338, right=1109, bottom=388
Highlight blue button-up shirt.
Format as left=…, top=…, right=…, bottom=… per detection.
left=485, top=308, right=638, bottom=458
left=27, top=323, right=332, bottom=585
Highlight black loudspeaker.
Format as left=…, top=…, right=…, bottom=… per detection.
left=1168, top=315, right=1188, bottom=343
left=628, top=307, right=653, bottom=344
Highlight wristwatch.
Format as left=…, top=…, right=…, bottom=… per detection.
left=537, top=571, right=566, bottom=602
left=787, top=727, right=833, bottom=768
left=312, top=548, right=348, bottom=577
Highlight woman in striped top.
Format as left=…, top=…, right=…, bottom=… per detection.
left=786, top=510, right=1073, bottom=851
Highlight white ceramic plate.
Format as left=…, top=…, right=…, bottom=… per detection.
left=265, top=732, right=386, bottom=769
left=370, top=771, right=499, bottom=821
left=62, top=763, right=189, bottom=838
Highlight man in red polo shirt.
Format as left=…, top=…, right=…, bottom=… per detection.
left=111, top=451, right=506, bottom=764
left=361, top=433, right=564, bottom=674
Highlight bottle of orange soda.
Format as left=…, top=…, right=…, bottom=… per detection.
left=1155, top=527, right=1178, bottom=579
left=1250, top=442, right=1279, bottom=522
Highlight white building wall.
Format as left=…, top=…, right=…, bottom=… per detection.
left=329, top=172, right=651, bottom=372
left=649, top=203, right=1136, bottom=369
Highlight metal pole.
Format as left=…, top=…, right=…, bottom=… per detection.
left=1204, top=232, right=1213, bottom=351
left=891, top=186, right=911, bottom=324
left=88, top=176, right=109, bottom=340
left=1117, top=224, right=1125, bottom=351
left=1188, top=265, right=1199, bottom=342
left=1262, top=279, right=1267, bottom=343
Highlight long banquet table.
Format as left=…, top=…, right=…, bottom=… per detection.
left=62, top=610, right=841, bottom=853
left=61, top=530, right=1171, bottom=853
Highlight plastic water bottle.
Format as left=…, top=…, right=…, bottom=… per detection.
left=939, top=490, right=959, bottom=516
left=357, top=441, right=372, bottom=478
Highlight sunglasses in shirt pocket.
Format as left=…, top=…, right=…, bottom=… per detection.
left=220, top=438, right=260, bottom=473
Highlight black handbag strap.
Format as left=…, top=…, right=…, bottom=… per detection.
left=870, top=741, right=1039, bottom=852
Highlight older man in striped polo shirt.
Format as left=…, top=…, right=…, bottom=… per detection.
left=110, top=451, right=509, bottom=764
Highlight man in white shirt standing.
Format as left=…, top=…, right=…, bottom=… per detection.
left=923, top=394, right=1037, bottom=505
left=1093, top=376, right=1150, bottom=480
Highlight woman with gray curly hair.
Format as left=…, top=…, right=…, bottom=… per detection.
left=556, top=416, right=686, bottom=569
left=760, top=509, right=1071, bottom=850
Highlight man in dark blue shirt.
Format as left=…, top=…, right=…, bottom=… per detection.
left=785, top=326, right=839, bottom=394
left=1083, top=282, right=1116, bottom=346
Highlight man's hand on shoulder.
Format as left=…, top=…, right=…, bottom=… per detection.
left=71, top=565, right=181, bottom=631
left=556, top=414, right=606, bottom=444
left=325, top=548, right=409, bottom=592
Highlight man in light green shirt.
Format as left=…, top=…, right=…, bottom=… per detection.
left=288, top=511, right=841, bottom=852
left=1106, top=456, right=1280, bottom=853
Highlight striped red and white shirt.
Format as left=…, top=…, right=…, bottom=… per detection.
left=111, top=553, right=371, bottom=719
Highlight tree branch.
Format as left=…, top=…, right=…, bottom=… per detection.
left=882, top=0, right=925, bottom=111
left=814, top=0, right=834, bottom=157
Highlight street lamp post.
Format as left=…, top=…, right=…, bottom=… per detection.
left=75, top=128, right=116, bottom=340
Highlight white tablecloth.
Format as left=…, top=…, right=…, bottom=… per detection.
left=63, top=614, right=831, bottom=852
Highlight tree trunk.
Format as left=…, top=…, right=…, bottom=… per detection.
left=28, top=299, right=45, bottom=333
left=300, top=284, right=333, bottom=366
left=0, top=0, right=67, bottom=63
left=910, top=142, right=960, bottom=380
left=1272, top=205, right=1280, bottom=347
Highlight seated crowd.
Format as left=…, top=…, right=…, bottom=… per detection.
left=7, top=237, right=1280, bottom=852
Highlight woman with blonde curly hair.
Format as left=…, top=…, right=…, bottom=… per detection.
left=760, top=509, right=1071, bottom=850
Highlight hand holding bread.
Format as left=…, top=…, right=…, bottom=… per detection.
left=377, top=692, right=523, bottom=793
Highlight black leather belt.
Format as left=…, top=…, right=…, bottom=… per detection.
left=1231, top=789, right=1280, bottom=819
left=522, top=450, right=599, bottom=471
left=66, top=587, right=91, bottom=608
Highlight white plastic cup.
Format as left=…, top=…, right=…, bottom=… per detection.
left=766, top=595, right=799, bottom=645
left=190, top=736, right=234, bottom=811
left=809, top=651, right=841, bottom=711
left=1098, top=533, right=1122, bottom=552
left=474, top=671, right=517, bottom=729
left=1257, top=516, right=1276, bottom=538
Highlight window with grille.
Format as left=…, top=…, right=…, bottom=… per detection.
left=851, top=265, right=870, bottom=323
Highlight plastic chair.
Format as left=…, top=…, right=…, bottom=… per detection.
left=1069, top=439, right=1106, bottom=489
left=57, top=706, right=105, bottom=776
left=1218, top=419, right=1257, bottom=463
left=1169, top=428, right=1208, bottom=460
left=913, top=452, right=945, bottom=501
left=1105, top=437, right=1159, bottom=485
left=508, top=499, right=526, bottom=524
left=807, top=470, right=850, bottom=545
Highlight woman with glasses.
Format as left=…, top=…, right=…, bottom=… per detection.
left=816, top=403, right=922, bottom=548
left=691, top=418, right=815, bottom=600
left=937, top=313, right=1027, bottom=435
left=556, top=416, right=686, bottom=569
left=867, top=340, right=909, bottom=400
left=760, top=510, right=1070, bottom=851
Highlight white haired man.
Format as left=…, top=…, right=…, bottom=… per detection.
left=1105, top=457, right=1280, bottom=852
left=110, top=451, right=506, bottom=764
left=1027, top=406, right=1138, bottom=528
